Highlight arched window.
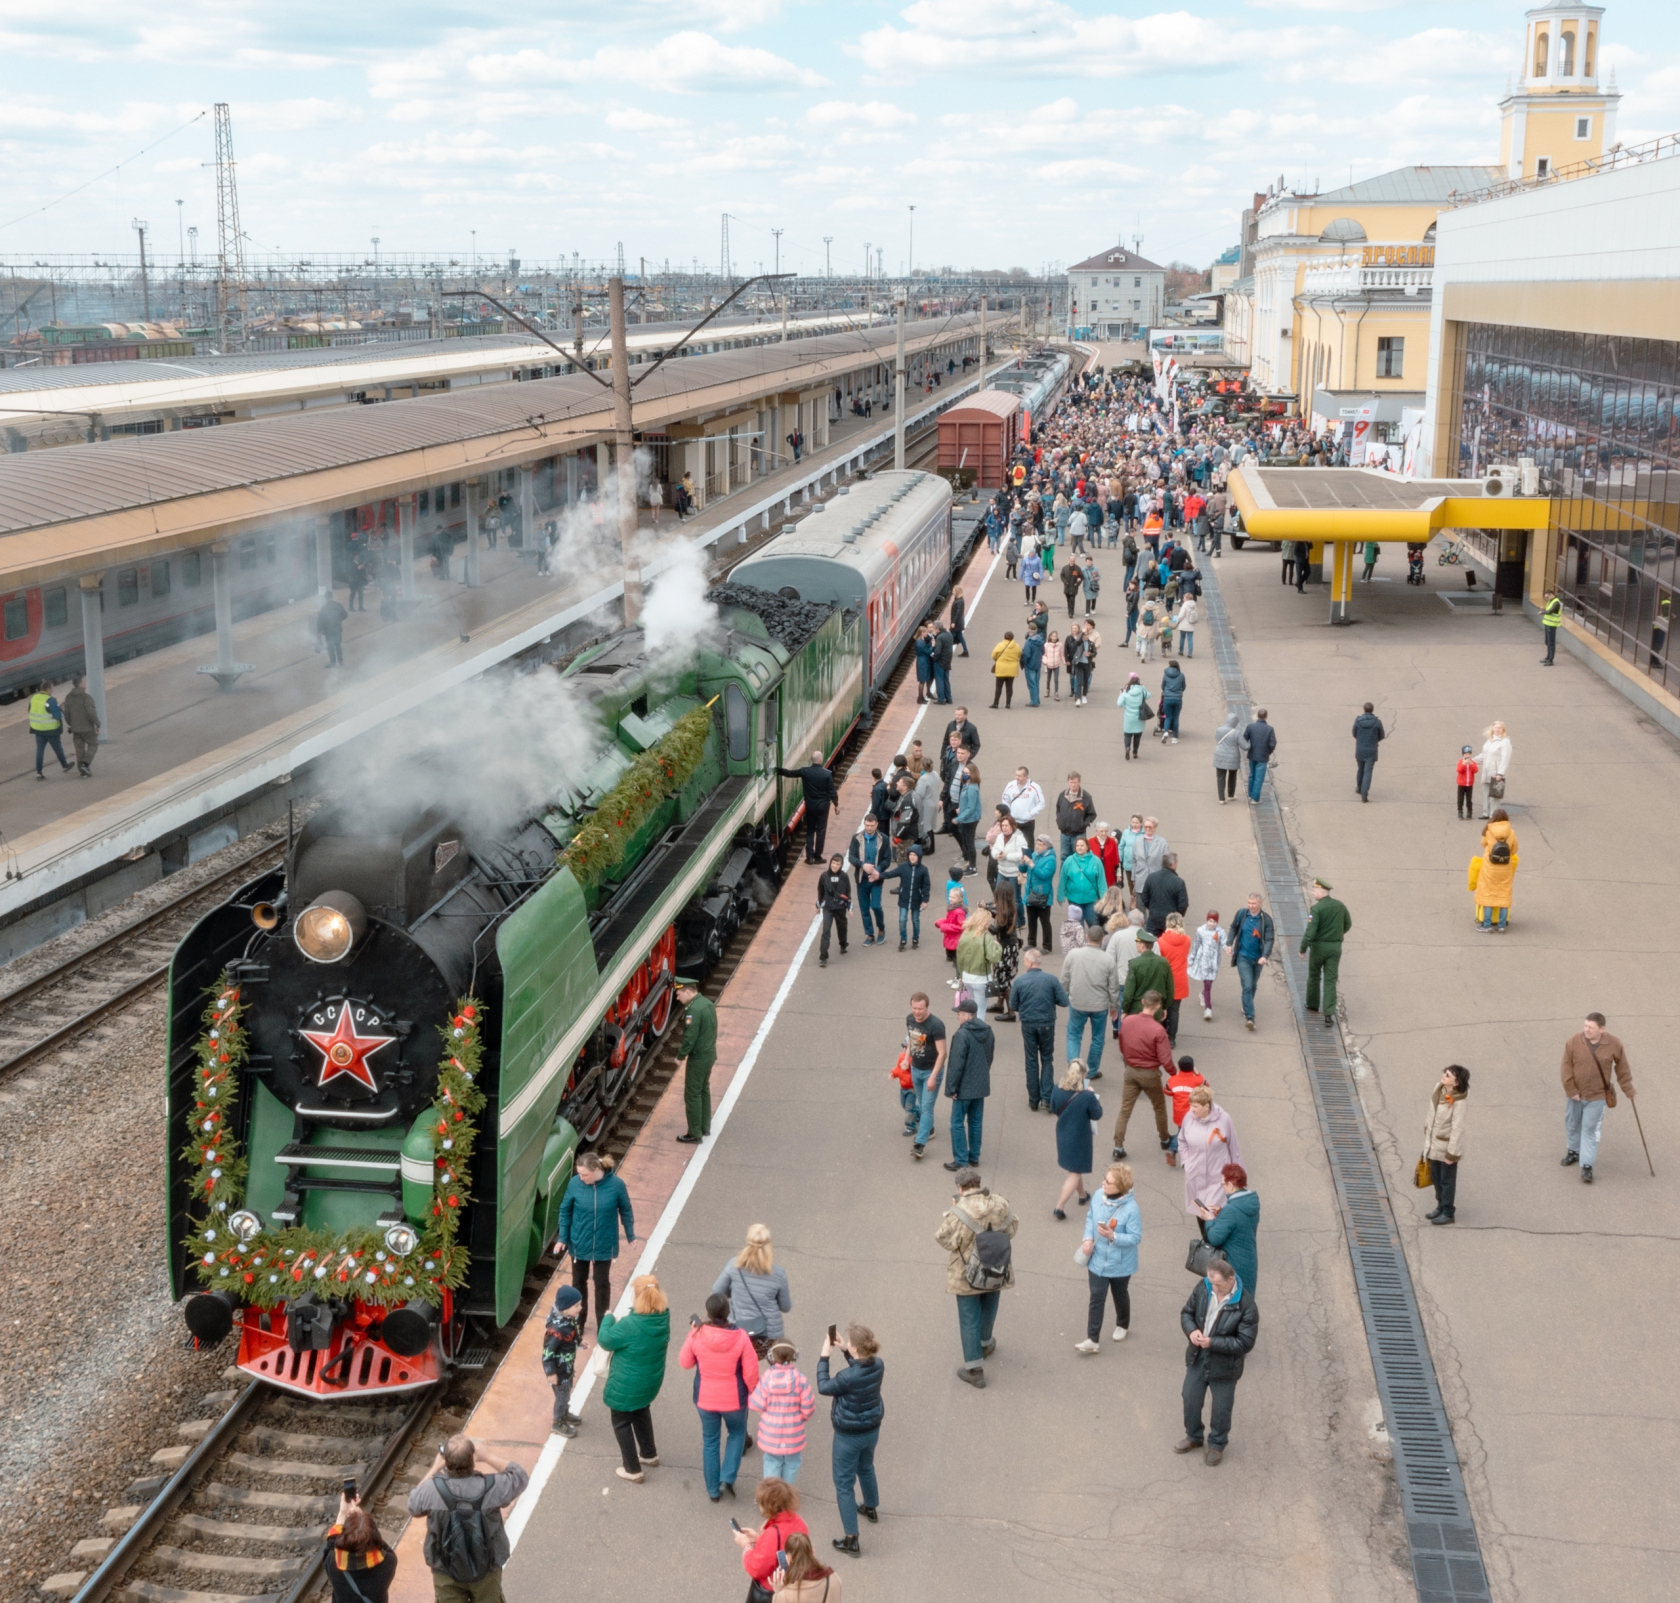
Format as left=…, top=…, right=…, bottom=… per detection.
left=1534, top=30, right=1548, bottom=76
left=1423, top=222, right=1437, bottom=242
left=1561, top=30, right=1575, bottom=75
left=1318, top=218, right=1367, bottom=243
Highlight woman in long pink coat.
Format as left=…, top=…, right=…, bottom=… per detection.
left=1178, top=1086, right=1243, bottom=1226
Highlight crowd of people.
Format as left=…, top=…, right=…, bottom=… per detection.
left=371, top=364, right=1648, bottom=1603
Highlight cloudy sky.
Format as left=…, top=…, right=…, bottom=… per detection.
left=2, top=0, right=1678, bottom=276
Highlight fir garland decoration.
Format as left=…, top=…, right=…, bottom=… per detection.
left=562, top=703, right=714, bottom=888
left=183, top=975, right=489, bottom=1313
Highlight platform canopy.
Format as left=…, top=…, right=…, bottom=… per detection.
left=1228, top=462, right=1550, bottom=543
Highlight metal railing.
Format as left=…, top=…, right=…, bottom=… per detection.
left=1450, top=129, right=1680, bottom=207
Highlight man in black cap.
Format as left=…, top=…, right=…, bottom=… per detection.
left=1300, top=880, right=1352, bottom=1028
left=776, top=749, right=839, bottom=865
left=674, top=978, right=717, bottom=1143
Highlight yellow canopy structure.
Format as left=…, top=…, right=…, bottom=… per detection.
left=1227, top=463, right=1550, bottom=622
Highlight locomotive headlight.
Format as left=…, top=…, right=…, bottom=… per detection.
left=384, top=1223, right=420, bottom=1258
left=292, top=891, right=367, bottom=964
left=228, top=1209, right=264, bottom=1243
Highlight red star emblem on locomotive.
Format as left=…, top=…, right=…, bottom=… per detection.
left=300, top=1001, right=393, bottom=1093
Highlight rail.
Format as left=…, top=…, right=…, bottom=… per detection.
left=0, top=835, right=285, bottom=1082
left=1200, top=558, right=1492, bottom=1603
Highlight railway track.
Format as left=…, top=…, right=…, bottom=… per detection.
left=0, top=835, right=289, bottom=1088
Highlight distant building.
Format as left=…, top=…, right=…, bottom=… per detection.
left=1227, top=3, right=1619, bottom=401
left=1066, top=247, right=1165, bottom=341
left=1209, top=246, right=1242, bottom=294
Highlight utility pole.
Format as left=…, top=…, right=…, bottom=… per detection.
left=212, top=103, right=247, bottom=350
left=772, top=228, right=783, bottom=276
left=894, top=288, right=907, bottom=470
left=133, top=220, right=151, bottom=320
left=720, top=214, right=732, bottom=283
left=907, top=205, right=916, bottom=282
left=824, top=237, right=833, bottom=278
left=608, top=277, right=643, bottom=626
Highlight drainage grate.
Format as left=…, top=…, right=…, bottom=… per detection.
left=1200, top=562, right=1491, bottom=1603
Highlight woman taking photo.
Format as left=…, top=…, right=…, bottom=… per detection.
left=954, top=906, right=1001, bottom=1009
left=679, top=1292, right=761, bottom=1501
left=324, top=1497, right=395, bottom=1603
left=1422, top=1065, right=1469, bottom=1225
left=990, top=879, right=1022, bottom=1021
left=713, top=1224, right=793, bottom=1356
left=1050, top=1060, right=1103, bottom=1220
left=1075, top=1162, right=1140, bottom=1352
left=1473, top=809, right=1518, bottom=932
left=595, top=1273, right=672, bottom=1484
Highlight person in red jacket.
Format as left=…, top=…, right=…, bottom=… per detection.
left=680, top=1292, right=761, bottom=1501
left=1455, top=745, right=1480, bottom=821
left=732, top=1477, right=810, bottom=1591
left=1089, top=820, right=1121, bottom=889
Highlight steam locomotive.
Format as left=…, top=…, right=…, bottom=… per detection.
left=166, top=471, right=959, bottom=1398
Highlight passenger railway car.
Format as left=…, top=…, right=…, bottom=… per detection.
left=990, top=352, right=1072, bottom=440
left=166, top=472, right=959, bottom=1399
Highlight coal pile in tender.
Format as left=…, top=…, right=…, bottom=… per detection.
left=707, top=583, right=835, bottom=654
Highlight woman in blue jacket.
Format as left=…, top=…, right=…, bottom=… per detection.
left=556, top=1151, right=636, bottom=1329
left=1056, top=836, right=1107, bottom=929
left=1117, top=673, right=1148, bottom=761
left=954, top=764, right=983, bottom=873
left=913, top=628, right=935, bottom=705
left=1077, top=1162, right=1142, bottom=1351
left=1022, top=838, right=1058, bottom=950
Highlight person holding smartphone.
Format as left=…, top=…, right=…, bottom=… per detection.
left=324, top=1487, right=396, bottom=1603
left=731, top=1478, right=808, bottom=1602
left=817, top=1324, right=884, bottom=1556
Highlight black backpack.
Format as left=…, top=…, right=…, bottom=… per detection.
left=429, top=1476, right=496, bottom=1582
left=959, top=1202, right=1016, bottom=1292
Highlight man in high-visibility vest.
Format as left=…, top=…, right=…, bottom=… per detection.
left=1541, top=590, right=1563, bottom=666
left=29, top=682, right=70, bottom=779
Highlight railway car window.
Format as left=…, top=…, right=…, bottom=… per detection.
left=117, top=569, right=140, bottom=607
left=183, top=551, right=202, bottom=588
left=151, top=561, right=170, bottom=598
left=3, top=597, right=26, bottom=641
left=264, top=534, right=278, bottom=565
left=725, top=684, right=751, bottom=763
left=44, top=588, right=67, bottom=629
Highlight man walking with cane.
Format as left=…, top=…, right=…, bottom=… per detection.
left=1560, top=1011, right=1642, bottom=1184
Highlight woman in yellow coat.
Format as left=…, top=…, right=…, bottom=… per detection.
left=990, top=630, right=1022, bottom=710
left=1471, top=809, right=1518, bottom=931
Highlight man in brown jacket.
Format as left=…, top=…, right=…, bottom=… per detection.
left=1561, top=1012, right=1635, bottom=1184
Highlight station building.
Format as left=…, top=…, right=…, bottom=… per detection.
left=1067, top=247, right=1165, bottom=340
left=1421, top=134, right=1680, bottom=734
left=1233, top=2, right=1619, bottom=440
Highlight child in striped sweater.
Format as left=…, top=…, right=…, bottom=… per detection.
left=746, top=1342, right=817, bottom=1483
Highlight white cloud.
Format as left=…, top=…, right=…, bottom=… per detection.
left=607, top=107, right=688, bottom=131
left=465, top=31, right=825, bottom=93
left=805, top=99, right=916, bottom=129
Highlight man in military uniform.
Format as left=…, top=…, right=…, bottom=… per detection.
left=1300, top=879, right=1352, bottom=1028
left=674, top=978, right=717, bottom=1145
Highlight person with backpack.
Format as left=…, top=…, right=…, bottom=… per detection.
left=934, top=1167, right=1019, bottom=1389
left=406, top=1435, right=529, bottom=1603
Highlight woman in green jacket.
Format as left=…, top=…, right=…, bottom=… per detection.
left=955, top=907, right=1002, bottom=1008
left=596, top=1274, right=672, bottom=1483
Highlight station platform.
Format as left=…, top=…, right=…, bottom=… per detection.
left=393, top=539, right=1414, bottom=1602
left=0, top=374, right=996, bottom=944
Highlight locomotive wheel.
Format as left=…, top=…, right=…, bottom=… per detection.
left=649, top=982, right=674, bottom=1036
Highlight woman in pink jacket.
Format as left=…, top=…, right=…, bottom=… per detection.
left=1177, top=1086, right=1243, bottom=1230
left=680, top=1292, right=762, bottom=1501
